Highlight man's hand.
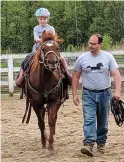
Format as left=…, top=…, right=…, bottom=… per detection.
left=72, top=70, right=81, bottom=106
left=114, top=91, right=121, bottom=100
left=73, top=95, right=80, bottom=106
left=39, top=38, right=43, bottom=43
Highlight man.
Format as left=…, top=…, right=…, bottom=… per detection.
left=72, top=34, right=122, bottom=156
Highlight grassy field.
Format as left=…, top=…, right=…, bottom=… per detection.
left=1, top=54, right=124, bottom=68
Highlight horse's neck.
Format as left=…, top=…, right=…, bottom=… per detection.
left=30, top=64, right=60, bottom=92
left=44, top=70, right=54, bottom=83
left=44, top=69, right=59, bottom=88
left=29, top=64, right=43, bottom=90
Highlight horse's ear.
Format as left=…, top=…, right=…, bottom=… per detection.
left=54, top=33, right=64, bottom=44
left=56, top=39, right=64, bottom=44
left=42, top=30, right=46, bottom=35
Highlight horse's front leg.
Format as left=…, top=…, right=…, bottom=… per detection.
left=48, top=103, right=60, bottom=150
left=33, top=104, right=46, bottom=149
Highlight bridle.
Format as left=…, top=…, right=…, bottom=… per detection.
left=39, top=40, right=61, bottom=71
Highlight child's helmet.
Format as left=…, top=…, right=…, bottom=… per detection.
left=35, top=8, right=50, bottom=17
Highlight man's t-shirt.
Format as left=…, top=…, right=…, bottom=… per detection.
left=74, top=50, right=118, bottom=90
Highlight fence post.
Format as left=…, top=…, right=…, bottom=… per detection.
left=8, top=55, right=14, bottom=96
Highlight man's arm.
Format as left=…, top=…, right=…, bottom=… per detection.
left=111, top=68, right=122, bottom=100
left=72, top=70, right=81, bottom=106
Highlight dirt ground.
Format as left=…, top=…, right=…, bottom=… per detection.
left=1, top=93, right=124, bottom=162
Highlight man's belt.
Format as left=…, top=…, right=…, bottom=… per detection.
left=83, top=87, right=110, bottom=93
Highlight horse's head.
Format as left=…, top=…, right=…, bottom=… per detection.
left=39, top=31, right=64, bottom=71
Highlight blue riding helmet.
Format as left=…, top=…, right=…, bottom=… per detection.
left=35, top=8, right=50, bottom=17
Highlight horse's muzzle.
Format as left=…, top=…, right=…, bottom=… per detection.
left=46, top=60, right=59, bottom=71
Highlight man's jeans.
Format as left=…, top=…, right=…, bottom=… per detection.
left=82, top=88, right=112, bottom=145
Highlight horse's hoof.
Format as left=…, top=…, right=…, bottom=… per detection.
left=42, top=145, right=46, bottom=149
left=42, top=146, right=46, bottom=149
left=48, top=145, right=54, bottom=151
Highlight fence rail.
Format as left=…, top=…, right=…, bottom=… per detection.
left=0, top=51, right=124, bottom=95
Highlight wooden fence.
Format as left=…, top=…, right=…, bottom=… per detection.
left=0, top=51, right=124, bottom=95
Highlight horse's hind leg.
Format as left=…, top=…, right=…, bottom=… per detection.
left=48, top=103, right=60, bottom=150
left=33, top=104, right=46, bottom=148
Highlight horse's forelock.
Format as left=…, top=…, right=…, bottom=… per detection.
left=42, top=31, right=64, bottom=44
left=42, top=31, right=55, bottom=42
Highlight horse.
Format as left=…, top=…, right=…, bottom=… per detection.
left=22, top=31, right=69, bottom=150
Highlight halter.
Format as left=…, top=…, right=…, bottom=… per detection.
left=39, top=40, right=60, bottom=71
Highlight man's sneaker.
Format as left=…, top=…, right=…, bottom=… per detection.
left=81, top=144, right=94, bottom=156
left=97, top=143, right=105, bottom=154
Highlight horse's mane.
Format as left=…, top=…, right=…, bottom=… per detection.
left=31, top=31, right=63, bottom=73
left=42, top=31, right=64, bottom=44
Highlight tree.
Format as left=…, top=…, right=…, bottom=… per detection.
left=1, top=1, right=124, bottom=53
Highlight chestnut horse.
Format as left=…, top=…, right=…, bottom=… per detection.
left=22, top=31, right=69, bottom=150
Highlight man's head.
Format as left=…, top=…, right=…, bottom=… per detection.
left=88, top=34, right=103, bottom=55
left=35, top=8, right=50, bottom=26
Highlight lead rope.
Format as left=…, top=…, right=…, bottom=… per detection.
left=111, top=96, right=124, bottom=126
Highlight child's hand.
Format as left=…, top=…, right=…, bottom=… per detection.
left=39, top=38, right=43, bottom=43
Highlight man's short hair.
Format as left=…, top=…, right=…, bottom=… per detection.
left=95, top=34, right=103, bottom=44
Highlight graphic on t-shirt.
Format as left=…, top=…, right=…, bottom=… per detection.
left=86, top=63, right=103, bottom=70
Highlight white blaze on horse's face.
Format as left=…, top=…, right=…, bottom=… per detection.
left=45, top=43, right=54, bottom=47
left=43, top=42, right=60, bottom=71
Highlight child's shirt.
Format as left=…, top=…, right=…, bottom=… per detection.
left=32, top=24, right=55, bottom=52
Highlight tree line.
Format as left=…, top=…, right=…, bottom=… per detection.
left=1, top=1, right=124, bottom=53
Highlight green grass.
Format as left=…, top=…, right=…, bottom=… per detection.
left=0, top=55, right=124, bottom=68
left=1, top=62, right=21, bottom=68
left=114, top=55, right=124, bottom=58
left=1, top=63, right=7, bottom=68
